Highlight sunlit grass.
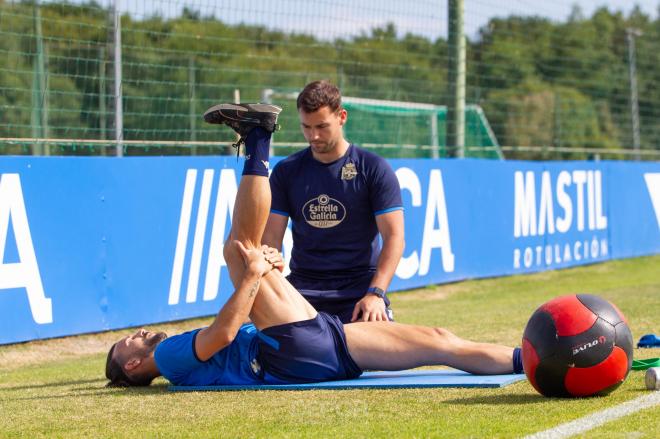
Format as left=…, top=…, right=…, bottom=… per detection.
left=1, top=256, right=658, bottom=438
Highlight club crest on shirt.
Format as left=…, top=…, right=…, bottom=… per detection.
left=341, top=162, right=358, bottom=180
left=302, top=194, right=346, bottom=228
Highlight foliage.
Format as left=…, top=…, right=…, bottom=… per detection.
left=471, top=7, right=657, bottom=155
left=0, top=1, right=658, bottom=156
left=483, top=80, right=620, bottom=159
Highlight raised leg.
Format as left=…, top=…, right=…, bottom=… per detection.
left=343, top=321, right=514, bottom=374
left=212, top=123, right=315, bottom=329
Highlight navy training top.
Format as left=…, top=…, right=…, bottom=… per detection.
left=270, top=145, right=403, bottom=295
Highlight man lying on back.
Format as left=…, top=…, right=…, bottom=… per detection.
left=105, top=104, right=523, bottom=387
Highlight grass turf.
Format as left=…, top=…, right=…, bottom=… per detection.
left=0, top=255, right=658, bottom=438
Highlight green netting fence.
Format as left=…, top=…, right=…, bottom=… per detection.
left=342, top=99, right=502, bottom=159
left=0, top=0, right=658, bottom=159
left=267, top=91, right=501, bottom=158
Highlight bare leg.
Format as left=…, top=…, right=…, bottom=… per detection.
left=344, top=322, right=514, bottom=375
left=222, top=173, right=270, bottom=290
left=222, top=138, right=316, bottom=329
left=230, top=175, right=270, bottom=249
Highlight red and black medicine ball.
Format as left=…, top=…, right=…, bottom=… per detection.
left=522, top=294, right=633, bottom=397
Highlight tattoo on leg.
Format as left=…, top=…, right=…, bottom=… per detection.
left=248, top=280, right=260, bottom=298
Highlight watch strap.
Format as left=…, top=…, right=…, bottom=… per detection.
left=366, top=287, right=390, bottom=307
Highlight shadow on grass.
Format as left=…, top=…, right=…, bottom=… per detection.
left=96, top=383, right=170, bottom=395
left=444, top=393, right=545, bottom=405
left=0, top=377, right=107, bottom=391
left=1, top=383, right=170, bottom=401
left=446, top=385, right=648, bottom=405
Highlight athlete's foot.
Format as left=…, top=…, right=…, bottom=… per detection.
left=203, top=103, right=282, bottom=154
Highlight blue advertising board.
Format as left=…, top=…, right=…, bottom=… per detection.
left=1, top=157, right=658, bottom=344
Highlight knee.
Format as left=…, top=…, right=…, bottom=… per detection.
left=431, top=326, right=453, bottom=339
left=431, top=327, right=463, bottom=349
left=223, top=239, right=253, bottom=268
left=223, top=239, right=239, bottom=262
left=223, top=238, right=262, bottom=264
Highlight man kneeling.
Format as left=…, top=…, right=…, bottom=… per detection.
left=105, top=104, right=523, bottom=387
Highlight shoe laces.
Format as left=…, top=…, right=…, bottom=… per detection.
left=232, top=136, right=246, bottom=158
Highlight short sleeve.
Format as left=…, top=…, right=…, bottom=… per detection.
left=368, top=156, right=403, bottom=215
left=269, top=162, right=289, bottom=217
left=154, top=329, right=203, bottom=383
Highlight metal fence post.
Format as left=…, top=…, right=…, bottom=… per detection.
left=447, top=0, right=465, bottom=158
left=113, top=0, right=124, bottom=157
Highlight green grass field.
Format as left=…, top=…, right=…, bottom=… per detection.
left=1, top=256, right=658, bottom=438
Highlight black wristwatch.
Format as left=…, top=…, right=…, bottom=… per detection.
left=366, top=286, right=390, bottom=307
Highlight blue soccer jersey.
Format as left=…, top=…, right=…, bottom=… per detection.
left=270, top=145, right=403, bottom=294
left=154, top=324, right=267, bottom=386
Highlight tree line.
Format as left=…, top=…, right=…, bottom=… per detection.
left=0, top=1, right=657, bottom=158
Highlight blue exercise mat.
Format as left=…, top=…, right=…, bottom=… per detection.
left=169, top=369, right=527, bottom=392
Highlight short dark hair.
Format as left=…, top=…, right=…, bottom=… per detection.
left=105, top=342, right=153, bottom=387
left=296, top=80, right=342, bottom=113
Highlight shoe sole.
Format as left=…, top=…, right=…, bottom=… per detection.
left=203, top=103, right=282, bottom=124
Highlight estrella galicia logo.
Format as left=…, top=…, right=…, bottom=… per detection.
left=302, top=194, right=346, bottom=228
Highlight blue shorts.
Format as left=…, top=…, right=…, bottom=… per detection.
left=256, top=312, right=363, bottom=384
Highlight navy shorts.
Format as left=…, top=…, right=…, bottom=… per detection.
left=303, top=294, right=394, bottom=324
left=256, top=312, right=363, bottom=384
left=303, top=296, right=360, bottom=324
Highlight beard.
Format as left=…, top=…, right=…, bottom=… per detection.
left=310, top=140, right=337, bottom=155
left=145, top=331, right=167, bottom=348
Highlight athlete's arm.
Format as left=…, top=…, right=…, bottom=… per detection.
left=194, top=241, right=281, bottom=361
left=370, top=209, right=404, bottom=293
left=351, top=209, right=404, bottom=322
left=262, top=212, right=288, bottom=251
